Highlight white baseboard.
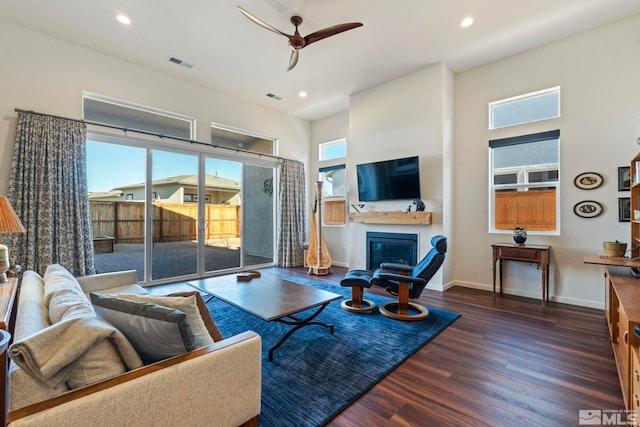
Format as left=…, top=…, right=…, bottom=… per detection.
left=445, top=280, right=604, bottom=310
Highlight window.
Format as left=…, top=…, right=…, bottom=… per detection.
left=318, top=138, right=347, bottom=225
left=85, top=97, right=277, bottom=285
left=319, top=164, right=346, bottom=225
left=489, top=130, right=560, bottom=234
left=211, top=124, right=275, bottom=155
left=489, top=87, right=560, bottom=129
left=319, top=139, right=346, bottom=161
left=83, top=93, right=194, bottom=139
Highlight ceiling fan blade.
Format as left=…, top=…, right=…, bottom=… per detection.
left=237, top=6, right=290, bottom=38
left=304, top=22, right=363, bottom=46
left=287, top=47, right=299, bottom=72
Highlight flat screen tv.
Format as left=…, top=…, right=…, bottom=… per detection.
left=356, top=156, right=421, bottom=201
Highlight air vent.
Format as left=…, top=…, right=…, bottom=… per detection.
left=168, top=57, right=194, bottom=69
left=266, top=93, right=283, bottom=101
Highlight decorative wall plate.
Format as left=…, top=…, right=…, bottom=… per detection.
left=574, top=172, right=604, bottom=190
left=573, top=200, right=603, bottom=218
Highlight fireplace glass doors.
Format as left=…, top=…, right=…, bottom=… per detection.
left=366, top=232, right=418, bottom=271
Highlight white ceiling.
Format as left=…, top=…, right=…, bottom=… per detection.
left=2, top=0, right=639, bottom=122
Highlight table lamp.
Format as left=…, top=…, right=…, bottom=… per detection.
left=0, top=196, right=25, bottom=283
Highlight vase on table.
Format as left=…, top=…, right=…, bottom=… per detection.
left=513, top=236, right=527, bottom=245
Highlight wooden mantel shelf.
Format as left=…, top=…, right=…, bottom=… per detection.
left=348, top=211, right=432, bottom=225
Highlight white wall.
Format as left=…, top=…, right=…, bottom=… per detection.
left=310, top=111, right=350, bottom=266
left=0, top=19, right=311, bottom=195
left=345, top=64, right=453, bottom=290
left=453, top=13, right=640, bottom=308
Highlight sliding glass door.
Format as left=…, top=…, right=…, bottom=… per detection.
left=150, top=150, right=199, bottom=281
left=241, top=164, right=275, bottom=268
left=203, top=157, right=243, bottom=274
left=87, top=136, right=276, bottom=284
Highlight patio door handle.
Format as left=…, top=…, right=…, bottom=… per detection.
left=198, top=219, right=208, bottom=230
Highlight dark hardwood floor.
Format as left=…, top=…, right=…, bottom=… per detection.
left=156, top=266, right=624, bottom=426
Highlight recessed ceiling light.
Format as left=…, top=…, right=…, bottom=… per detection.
left=460, top=17, right=474, bottom=28
left=116, top=14, right=131, bottom=25
left=299, top=91, right=308, bottom=98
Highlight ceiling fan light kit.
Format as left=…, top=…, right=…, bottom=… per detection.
left=238, top=5, right=363, bottom=71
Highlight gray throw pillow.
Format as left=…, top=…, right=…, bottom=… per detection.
left=90, top=293, right=198, bottom=364
left=109, top=293, right=215, bottom=347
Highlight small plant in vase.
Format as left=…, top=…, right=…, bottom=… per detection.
left=513, top=227, right=527, bottom=245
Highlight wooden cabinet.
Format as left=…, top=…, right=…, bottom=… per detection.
left=632, top=347, right=640, bottom=413
left=605, top=267, right=640, bottom=409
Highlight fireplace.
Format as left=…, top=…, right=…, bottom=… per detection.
left=366, top=232, right=418, bottom=271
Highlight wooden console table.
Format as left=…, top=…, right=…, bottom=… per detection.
left=492, top=243, right=551, bottom=303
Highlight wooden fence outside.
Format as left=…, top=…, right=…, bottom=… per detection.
left=495, top=189, right=556, bottom=231
left=90, top=201, right=241, bottom=244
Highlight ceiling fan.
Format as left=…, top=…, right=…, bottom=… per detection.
left=238, top=6, right=363, bottom=71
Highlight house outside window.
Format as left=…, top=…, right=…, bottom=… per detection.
left=489, top=130, right=560, bottom=234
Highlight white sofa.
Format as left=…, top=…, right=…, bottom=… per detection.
left=5, top=266, right=262, bottom=427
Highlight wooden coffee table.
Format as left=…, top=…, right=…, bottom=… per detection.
left=188, top=274, right=342, bottom=361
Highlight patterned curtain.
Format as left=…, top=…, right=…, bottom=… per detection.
left=277, top=159, right=306, bottom=267
left=7, top=111, right=95, bottom=276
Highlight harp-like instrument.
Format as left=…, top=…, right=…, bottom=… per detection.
left=307, top=181, right=332, bottom=275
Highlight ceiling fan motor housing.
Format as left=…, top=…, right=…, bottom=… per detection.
left=289, top=16, right=305, bottom=49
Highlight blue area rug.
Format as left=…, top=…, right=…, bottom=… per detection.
left=207, top=276, right=460, bottom=427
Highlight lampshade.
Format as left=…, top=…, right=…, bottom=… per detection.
left=0, top=196, right=25, bottom=234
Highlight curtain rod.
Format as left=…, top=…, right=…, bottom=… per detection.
left=14, top=108, right=289, bottom=162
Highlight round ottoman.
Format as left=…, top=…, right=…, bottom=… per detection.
left=340, top=270, right=376, bottom=313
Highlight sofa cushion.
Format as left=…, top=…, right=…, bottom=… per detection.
left=90, top=293, right=199, bottom=364
left=43, top=264, right=94, bottom=323
left=167, top=291, right=224, bottom=342
left=95, top=283, right=149, bottom=296
left=113, top=293, right=216, bottom=347
left=41, top=264, right=131, bottom=389
left=13, top=271, right=51, bottom=341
